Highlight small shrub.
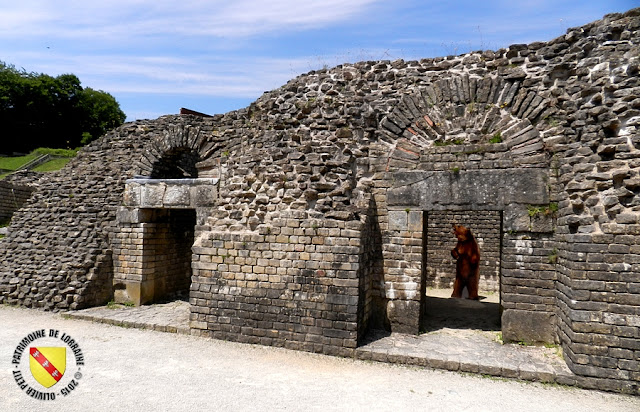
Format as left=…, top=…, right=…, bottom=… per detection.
left=489, top=132, right=502, bottom=144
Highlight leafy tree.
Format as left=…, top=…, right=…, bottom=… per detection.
left=0, top=61, right=126, bottom=154
left=78, top=87, right=126, bottom=145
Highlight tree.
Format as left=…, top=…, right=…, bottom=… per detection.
left=77, top=87, right=126, bottom=145
left=0, top=61, right=126, bottom=154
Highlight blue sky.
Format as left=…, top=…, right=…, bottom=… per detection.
left=1, top=1, right=636, bottom=121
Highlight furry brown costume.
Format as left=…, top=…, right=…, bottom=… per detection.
left=451, top=224, right=480, bottom=300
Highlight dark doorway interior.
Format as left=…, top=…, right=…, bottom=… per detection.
left=145, top=208, right=196, bottom=303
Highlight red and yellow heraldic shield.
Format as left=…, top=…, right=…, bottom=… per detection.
left=29, top=347, right=66, bottom=388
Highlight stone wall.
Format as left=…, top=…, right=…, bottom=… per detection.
left=0, top=172, right=38, bottom=222
left=190, top=214, right=362, bottom=356
left=0, top=8, right=638, bottom=394
left=0, top=119, right=216, bottom=310
left=546, top=10, right=640, bottom=391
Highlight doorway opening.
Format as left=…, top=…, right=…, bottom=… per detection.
left=421, top=210, right=502, bottom=332
left=138, top=208, right=196, bottom=304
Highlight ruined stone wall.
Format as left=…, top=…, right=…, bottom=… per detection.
left=539, top=11, right=640, bottom=392
left=0, top=118, right=215, bottom=310
left=0, top=172, right=38, bottom=222
left=0, top=7, right=637, bottom=394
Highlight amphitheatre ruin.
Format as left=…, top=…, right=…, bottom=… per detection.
left=1, top=9, right=639, bottom=394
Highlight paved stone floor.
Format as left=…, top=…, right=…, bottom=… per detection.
left=66, top=289, right=575, bottom=387
left=67, top=299, right=191, bottom=334
left=354, top=289, right=574, bottom=385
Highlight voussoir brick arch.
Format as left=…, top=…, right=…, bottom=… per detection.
left=378, top=74, right=561, bottom=171
left=135, top=123, right=210, bottom=178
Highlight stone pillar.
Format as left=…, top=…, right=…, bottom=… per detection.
left=384, top=209, right=424, bottom=334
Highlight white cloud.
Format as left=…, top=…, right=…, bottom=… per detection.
left=7, top=51, right=316, bottom=97
left=0, top=0, right=380, bottom=40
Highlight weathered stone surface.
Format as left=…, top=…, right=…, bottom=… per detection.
left=388, top=210, right=408, bottom=230
left=502, top=310, right=557, bottom=344
left=388, top=169, right=549, bottom=209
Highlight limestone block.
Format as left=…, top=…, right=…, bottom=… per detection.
left=386, top=299, right=421, bottom=334
left=123, top=183, right=141, bottom=206
left=164, top=185, right=190, bottom=206
left=408, top=211, right=423, bottom=231
left=502, top=309, right=557, bottom=344
left=388, top=210, right=408, bottom=230
left=116, top=206, right=134, bottom=223
left=388, top=169, right=549, bottom=209
left=140, top=183, right=166, bottom=207
left=192, top=185, right=217, bottom=206
left=503, top=204, right=530, bottom=232
left=530, top=214, right=555, bottom=233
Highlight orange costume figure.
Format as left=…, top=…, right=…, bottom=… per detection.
left=450, top=224, right=480, bottom=300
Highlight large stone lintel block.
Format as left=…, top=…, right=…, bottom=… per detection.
left=163, top=185, right=190, bottom=206
left=124, top=178, right=219, bottom=209
left=388, top=169, right=549, bottom=209
left=140, top=183, right=167, bottom=208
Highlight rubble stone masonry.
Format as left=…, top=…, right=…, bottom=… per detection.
left=0, top=9, right=639, bottom=394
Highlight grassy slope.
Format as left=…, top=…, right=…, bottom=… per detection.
left=0, top=147, right=78, bottom=178
left=0, top=153, right=39, bottom=171
left=32, top=157, right=73, bottom=172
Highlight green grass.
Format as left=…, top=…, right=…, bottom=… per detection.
left=33, top=147, right=79, bottom=157
left=0, top=153, right=39, bottom=171
left=0, top=147, right=78, bottom=177
left=489, top=132, right=502, bottom=144
left=106, top=300, right=135, bottom=309
left=32, top=157, right=73, bottom=172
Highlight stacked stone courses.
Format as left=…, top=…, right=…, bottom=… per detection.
left=0, top=9, right=638, bottom=394
left=0, top=172, right=38, bottom=222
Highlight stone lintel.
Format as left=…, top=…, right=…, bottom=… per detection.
left=388, top=169, right=549, bottom=209
left=124, top=178, right=219, bottom=209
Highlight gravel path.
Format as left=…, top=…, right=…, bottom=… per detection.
left=1, top=305, right=638, bottom=412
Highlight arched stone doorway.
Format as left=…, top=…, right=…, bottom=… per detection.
left=112, top=125, right=218, bottom=305
left=361, top=74, right=561, bottom=344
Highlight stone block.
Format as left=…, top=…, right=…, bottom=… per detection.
left=193, top=185, right=217, bottom=206
left=164, top=185, right=190, bottom=206
left=530, top=214, right=554, bottom=233
left=503, top=204, right=530, bottom=232
left=386, top=299, right=421, bottom=334
left=408, top=211, right=422, bottom=231
left=140, top=183, right=166, bottom=207
left=388, top=169, right=549, bottom=209
left=123, top=184, right=141, bottom=206
left=502, top=309, right=557, bottom=344
left=388, top=210, right=408, bottom=231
